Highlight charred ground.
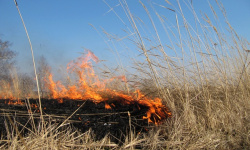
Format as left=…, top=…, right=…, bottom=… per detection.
left=0, top=98, right=171, bottom=143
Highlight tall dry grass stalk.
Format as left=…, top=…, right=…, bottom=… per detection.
left=14, top=0, right=44, bottom=128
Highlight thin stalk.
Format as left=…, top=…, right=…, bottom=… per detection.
left=14, top=0, right=44, bottom=130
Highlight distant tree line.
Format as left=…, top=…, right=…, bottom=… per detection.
left=0, top=38, right=56, bottom=98
left=0, top=38, right=36, bottom=98
left=0, top=38, right=16, bottom=81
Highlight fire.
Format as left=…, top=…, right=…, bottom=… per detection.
left=0, top=81, right=23, bottom=105
left=105, top=103, right=112, bottom=109
left=46, top=51, right=104, bottom=101
left=0, top=50, right=171, bottom=124
left=45, top=50, right=171, bottom=124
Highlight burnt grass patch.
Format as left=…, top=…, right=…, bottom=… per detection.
left=0, top=98, right=171, bottom=143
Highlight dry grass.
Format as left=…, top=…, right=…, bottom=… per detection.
left=1, top=0, right=250, bottom=149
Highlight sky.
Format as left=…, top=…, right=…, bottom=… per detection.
left=0, top=0, right=250, bottom=76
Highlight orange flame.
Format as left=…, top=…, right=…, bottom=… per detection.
left=0, top=82, right=23, bottom=105
left=44, top=50, right=171, bottom=124
left=0, top=50, right=171, bottom=124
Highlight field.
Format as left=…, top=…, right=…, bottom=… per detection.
left=0, top=0, right=249, bottom=149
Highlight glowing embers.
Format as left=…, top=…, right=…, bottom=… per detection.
left=45, top=50, right=171, bottom=124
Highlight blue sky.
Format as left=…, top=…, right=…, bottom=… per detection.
left=0, top=0, right=250, bottom=75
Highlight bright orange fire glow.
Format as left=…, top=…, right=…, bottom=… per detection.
left=44, top=50, right=171, bottom=124
left=0, top=50, right=171, bottom=124
left=0, top=82, right=23, bottom=105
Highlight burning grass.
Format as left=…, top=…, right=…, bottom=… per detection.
left=0, top=50, right=172, bottom=147
left=44, top=50, right=171, bottom=124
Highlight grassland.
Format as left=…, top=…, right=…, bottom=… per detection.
left=0, top=0, right=249, bottom=149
